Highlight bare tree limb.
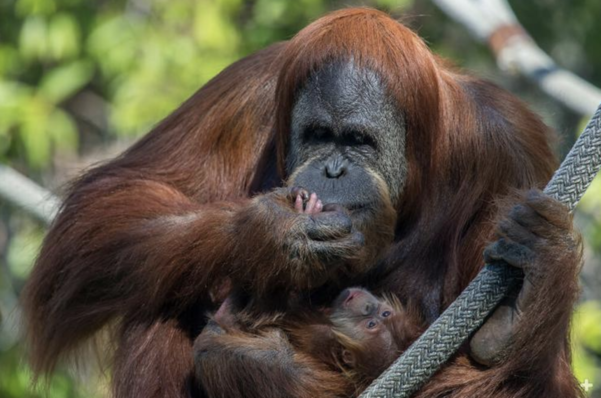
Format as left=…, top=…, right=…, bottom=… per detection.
left=0, top=166, right=59, bottom=225
left=433, top=0, right=601, bottom=116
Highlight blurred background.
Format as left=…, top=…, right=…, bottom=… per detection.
left=1, top=0, right=600, bottom=396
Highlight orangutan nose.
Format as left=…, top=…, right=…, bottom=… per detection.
left=325, top=156, right=348, bottom=178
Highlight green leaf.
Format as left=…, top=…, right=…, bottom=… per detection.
left=15, top=0, right=56, bottom=16
left=572, top=301, right=601, bottom=384
left=48, top=108, right=78, bottom=152
left=0, top=46, right=22, bottom=77
left=48, top=13, right=81, bottom=60
left=579, top=174, right=601, bottom=214
left=19, top=96, right=52, bottom=168
left=19, top=16, right=49, bottom=61
left=7, top=226, right=43, bottom=280
left=253, top=0, right=287, bottom=25
left=87, top=16, right=142, bottom=77
left=373, top=0, right=413, bottom=10
left=38, top=60, right=93, bottom=103
left=193, top=3, right=240, bottom=52
left=0, top=81, right=32, bottom=133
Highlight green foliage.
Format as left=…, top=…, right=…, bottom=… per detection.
left=0, top=346, right=100, bottom=398
left=573, top=301, right=601, bottom=393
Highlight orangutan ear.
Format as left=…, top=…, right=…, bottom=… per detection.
left=342, top=349, right=356, bottom=367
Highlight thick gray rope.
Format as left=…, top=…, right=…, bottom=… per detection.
left=360, top=103, right=601, bottom=398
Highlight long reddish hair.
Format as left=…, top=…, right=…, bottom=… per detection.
left=21, top=8, right=565, bottom=397
left=274, top=8, right=556, bottom=304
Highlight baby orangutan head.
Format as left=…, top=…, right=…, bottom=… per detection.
left=329, top=288, right=423, bottom=384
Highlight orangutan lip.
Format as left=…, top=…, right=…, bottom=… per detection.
left=347, top=203, right=366, bottom=211
left=318, top=201, right=371, bottom=213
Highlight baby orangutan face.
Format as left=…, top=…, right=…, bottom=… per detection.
left=328, top=288, right=411, bottom=379
left=331, top=288, right=395, bottom=342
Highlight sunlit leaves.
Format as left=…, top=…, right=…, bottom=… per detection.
left=9, top=10, right=84, bottom=167
left=19, top=13, right=80, bottom=62
left=19, top=16, right=47, bottom=61
left=194, top=2, right=240, bottom=52
left=0, top=79, right=78, bottom=167
left=6, top=223, right=43, bottom=279
left=0, top=45, right=21, bottom=77
left=0, top=82, right=31, bottom=159
left=87, top=16, right=144, bottom=78
left=253, top=0, right=288, bottom=25
left=39, top=60, right=92, bottom=102
left=15, top=0, right=56, bottom=16
left=18, top=95, right=78, bottom=167
left=373, top=0, right=412, bottom=10
left=48, top=13, right=81, bottom=60
left=85, top=1, right=246, bottom=135
left=572, top=301, right=601, bottom=389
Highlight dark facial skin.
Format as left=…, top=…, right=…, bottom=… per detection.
left=287, top=62, right=407, bottom=223
left=215, top=63, right=402, bottom=294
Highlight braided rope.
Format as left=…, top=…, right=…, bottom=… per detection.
left=360, top=103, right=601, bottom=398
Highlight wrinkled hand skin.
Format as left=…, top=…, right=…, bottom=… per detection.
left=232, top=186, right=365, bottom=293
left=470, top=190, right=582, bottom=367
left=278, top=186, right=365, bottom=261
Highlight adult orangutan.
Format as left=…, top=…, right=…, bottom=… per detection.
left=22, top=7, right=583, bottom=398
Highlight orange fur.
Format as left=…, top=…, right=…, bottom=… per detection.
left=22, top=8, right=581, bottom=398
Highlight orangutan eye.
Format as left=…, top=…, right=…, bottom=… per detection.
left=381, top=310, right=391, bottom=318
left=367, top=320, right=377, bottom=329
left=304, top=126, right=333, bottom=145
left=341, top=130, right=377, bottom=149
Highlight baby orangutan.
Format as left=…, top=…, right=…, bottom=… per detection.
left=328, top=287, right=423, bottom=386
left=195, top=285, right=423, bottom=397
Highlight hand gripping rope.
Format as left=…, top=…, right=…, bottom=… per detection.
left=360, top=103, right=601, bottom=398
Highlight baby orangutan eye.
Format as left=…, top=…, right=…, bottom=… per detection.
left=366, top=320, right=377, bottom=329
left=381, top=310, right=391, bottom=318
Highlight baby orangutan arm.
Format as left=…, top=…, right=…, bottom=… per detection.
left=194, top=302, right=348, bottom=398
